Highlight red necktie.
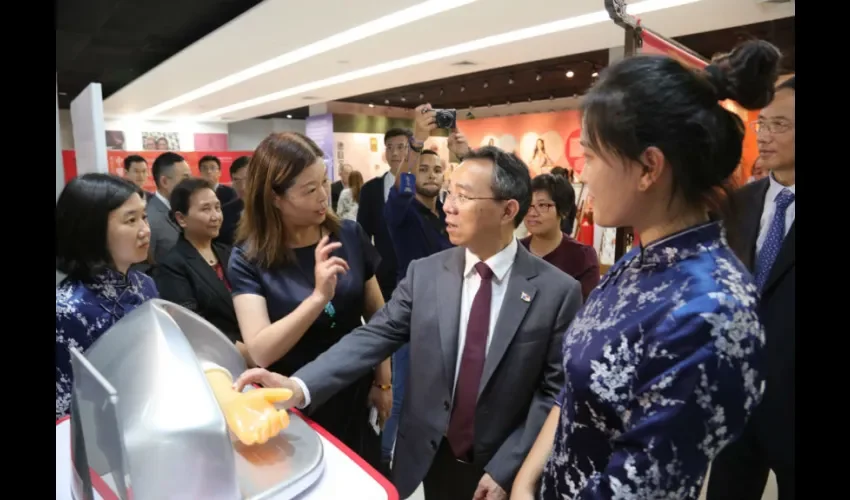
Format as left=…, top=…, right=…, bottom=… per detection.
left=447, top=262, right=494, bottom=459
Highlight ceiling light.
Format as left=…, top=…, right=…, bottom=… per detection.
left=196, top=0, right=701, bottom=119
left=401, top=96, right=407, bottom=102
left=369, top=102, right=375, bottom=107
left=286, top=114, right=292, bottom=118
left=483, top=81, right=489, bottom=89
left=384, top=99, right=390, bottom=105
left=419, top=93, right=425, bottom=100
left=566, top=70, right=574, bottom=78
left=137, top=0, right=477, bottom=117
left=535, top=74, right=542, bottom=82
left=592, top=71, right=599, bottom=77
left=460, top=85, right=466, bottom=92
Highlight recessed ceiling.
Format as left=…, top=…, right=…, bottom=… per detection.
left=59, top=0, right=795, bottom=122
left=333, top=16, right=794, bottom=115
left=56, top=0, right=263, bottom=109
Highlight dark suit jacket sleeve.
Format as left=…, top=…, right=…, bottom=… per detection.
left=357, top=181, right=376, bottom=238
left=383, top=186, right=415, bottom=228
left=293, top=259, right=414, bottom=408
left=331, top=181, right=343, bottom=212
left=153, top=256, right=199, bottom=312
left=485, top=279, right=583, bottom=490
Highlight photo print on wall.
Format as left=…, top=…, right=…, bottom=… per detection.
left=105, top=130, right=126, bottom=150
left=141, top=132, right=180, bottom=151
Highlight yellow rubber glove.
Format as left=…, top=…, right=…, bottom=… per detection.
left=204, top=366, right=292, bottom=445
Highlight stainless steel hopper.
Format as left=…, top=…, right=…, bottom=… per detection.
left=70, top=299, right=325, bottom=500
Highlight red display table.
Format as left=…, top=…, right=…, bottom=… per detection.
left=55, top=413, right=398, bottom=500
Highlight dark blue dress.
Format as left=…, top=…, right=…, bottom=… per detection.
left=228, top=219, right=382, bottom=466
left=56, top=269, right=158, bottom=419
left=541, top=222, right=766, bottom=499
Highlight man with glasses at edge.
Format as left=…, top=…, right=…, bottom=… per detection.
left=707, top=76, right=796, bottom=500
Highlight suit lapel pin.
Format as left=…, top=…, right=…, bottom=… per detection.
left=520, top=291, right=531, bottom=303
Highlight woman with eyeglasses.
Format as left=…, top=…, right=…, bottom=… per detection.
left=56, top=174, right=158, bottom=418
left=521, top=173, right=598, bottom=301
left=511, top=40, right=777, bottom=499
left=228, top=132, right=391, bottom=468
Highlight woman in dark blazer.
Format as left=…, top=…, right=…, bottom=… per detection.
left=154, top=178, right=252, bottom=363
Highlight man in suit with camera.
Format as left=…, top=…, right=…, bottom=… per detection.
left=357, top=128, right=410, bottom=301
left=235, top=114, right=583, bottom=499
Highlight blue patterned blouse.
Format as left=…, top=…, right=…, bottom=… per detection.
left=541, top=221, right=766, bottom=499
left=55, top=269, right=158, bottom=419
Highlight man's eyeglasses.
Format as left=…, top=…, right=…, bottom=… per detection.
left=439, top=190, right=500, bottom=206
left=387, top=144, right=409, bottom=153
left=750, top=119, right=794, bottom=135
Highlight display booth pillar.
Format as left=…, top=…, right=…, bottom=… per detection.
left=56, top=77, right=65, bottom=202
left=70, top=83, right=108, bottom=176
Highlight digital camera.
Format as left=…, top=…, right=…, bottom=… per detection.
left=433, top=108, right=457, bottom=129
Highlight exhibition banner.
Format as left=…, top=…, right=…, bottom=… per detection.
left=306, top=114, right=336, bottom=181
left=61, top=151, right=254, bottom=192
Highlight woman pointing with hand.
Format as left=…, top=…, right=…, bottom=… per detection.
left=228, top=132, right=391, bottom=469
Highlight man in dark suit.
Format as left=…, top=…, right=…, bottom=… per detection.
left=147, top=152, right=192, bottom=266
left=707, top=76, right=796, bottom=500
left=123, top=155, right=153, bottom=200
left=357, top=128, right=411, bottom=300
left=330, top=163, right=352, bottom=212
left=234, top=147, right=583, bottom=500
left=217, top=156, right=250, bottom=246
left=199, top=155, right=238, bottom=205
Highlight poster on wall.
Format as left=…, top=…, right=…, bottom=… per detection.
left=105, top=130, right=126, bottom=150
left=194, top=133, right=228, bottom=151
left=61, top=150, right=254, bottom=192
left=457, top=109, right=583, bottom=179
left=141, top=132, right=181, bottom=151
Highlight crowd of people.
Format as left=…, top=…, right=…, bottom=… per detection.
left=56, top=38, right=794, bottom=500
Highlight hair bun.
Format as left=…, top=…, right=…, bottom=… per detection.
left=706, top=40, right=782, bottom=110
left=705, top=65, right=732, bottom=101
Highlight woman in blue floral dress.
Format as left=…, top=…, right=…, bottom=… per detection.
left=56, top=174, right=158, bottom=419
left=511, top=41, right=781, bottom=499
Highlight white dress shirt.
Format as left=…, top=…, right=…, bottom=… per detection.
left=154, top=190, right=171, bottom=210
left=755, top=172, right=796, bottom=256
left=453, top=238, right=517, bottom=395
left=293, top=237, right=519, bottom=408
left=383, top=171, right=395, bottom=202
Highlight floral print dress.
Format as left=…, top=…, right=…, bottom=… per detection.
left=56, top=268, right=158, bottom=419
left=541, top=222, right=766, bottom=499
